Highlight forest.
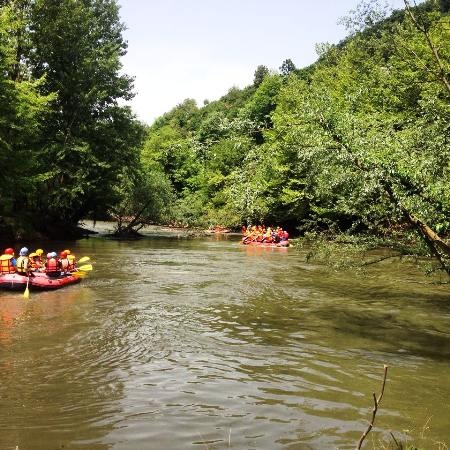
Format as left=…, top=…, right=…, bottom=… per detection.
left=0, top=0, right=449, bottom=273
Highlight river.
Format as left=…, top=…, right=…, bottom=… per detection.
left=0, top=224, right=449, bottom=449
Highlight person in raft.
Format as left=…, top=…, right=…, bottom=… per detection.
left=45, top=251, right=62, bottom=278
left=29, top=252, right=43, bottom=271
left=16, top=247, right=33, bottom=276
left=33, top=248, right=45, bottom=270
left=60, top=251, right=70, bottom=274
left=0, top=248, right=17, bottom=274
left=63, top=250, right=77, bottom=272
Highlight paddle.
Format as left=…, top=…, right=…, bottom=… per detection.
left=78, top=256, right=90, bottom=264
left=23, top=276, right=30, bottom=299
left=78, top=264, right=93, bottom=271
left=72, top=271, right=87, bottom=278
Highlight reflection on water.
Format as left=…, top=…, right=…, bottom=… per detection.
left=0, top=230, right=449, bottom=449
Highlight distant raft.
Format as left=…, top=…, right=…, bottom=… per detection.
left=241, top=225, right=289, bottom=247
left=241, top=238, right=289, bottom=247
left=0, top=272, right=81, bottom=291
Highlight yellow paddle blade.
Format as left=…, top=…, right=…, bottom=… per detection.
left=78, top=256, right=90, bottom=263
left=0, top=254, right=13, bottom=261
left=72, top=271, right=87, bottom=278
left=23, top=276, right=31, bottom=299
left=78, top=264, right=93, bottom=271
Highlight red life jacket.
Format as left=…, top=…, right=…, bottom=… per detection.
left=0, top=256, right=16, bottom=274
left=46, top=257, right=60, bottom=272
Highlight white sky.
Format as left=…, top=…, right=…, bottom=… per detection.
left=117, top=0, right=409, bottom=124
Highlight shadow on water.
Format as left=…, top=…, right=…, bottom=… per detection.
left=199, top=275, right=450, bottom=361
left=312, top=304, right=450, bottom=361
left=197, top=281, right=450, bottom=448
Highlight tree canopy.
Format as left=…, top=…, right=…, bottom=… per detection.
left=0, top=0, right=449, bottom=273
left=140, top=0, right=450, bottom=272
left=0, top=0, right=147, bottom=239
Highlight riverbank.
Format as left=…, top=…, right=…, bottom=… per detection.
left=0, top=215, right=96, bottom=243
left=79, top=220, right=208, bottom=239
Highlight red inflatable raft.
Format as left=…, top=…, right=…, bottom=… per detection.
left=242, top=238, right=289, bottom=247
left=0, top=272, right=81, bottom=291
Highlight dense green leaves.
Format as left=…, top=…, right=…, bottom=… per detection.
left=0, top=0, right=148, bottom=238
left=142, top=0, right=449, bottom=270
left=1, top=0, right=449, bottom=268
left=0, top=3, right=53, bottom=235
left=253, top=65, right=269, bottom=87
left=28, top=0, right=142, bottom=225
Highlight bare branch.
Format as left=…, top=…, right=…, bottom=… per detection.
left=356, top=365, right=389, bottom=450
left=361, top=253, right=404, bottom=266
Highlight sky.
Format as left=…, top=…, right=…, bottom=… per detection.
left=117, top=0, right=408, bottom=124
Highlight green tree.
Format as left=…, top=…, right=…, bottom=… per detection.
left=110, top=163, right=174, bottom=236
left=440, top=0, right=450, bottom=12
left=0, top=2, right=52, bottom=238
left=253, top=64, right=269, bottom=87
left=338, top=0, right=391, bottom=34
left=268, top=0, right=450, bottom=271
left=279, top=58, right=296, bottom=76
left=26, top=0, right=144, bottom=233
left=240, top=74, right=283, bottom=142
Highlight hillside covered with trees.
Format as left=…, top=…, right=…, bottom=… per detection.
left=0, top=0, right=449, bottom=273
left=139, top=0, right=450, bottom=273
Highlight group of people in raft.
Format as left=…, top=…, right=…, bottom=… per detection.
left=241, top=225, right=289, bottom=244
left=0, top=247, right=77, bottom=278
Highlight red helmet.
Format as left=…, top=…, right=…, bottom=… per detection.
left=60, top=251, right=68, bottom=258
left=4, top=248, right=14, bottom=255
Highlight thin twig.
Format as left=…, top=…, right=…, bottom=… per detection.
left=356, top=365, right=389, bottom=449
left=361, top=253, right=404, bottom=266
left=390, top=431, right=400, bottom=449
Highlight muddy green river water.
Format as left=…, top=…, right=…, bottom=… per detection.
left=0, top=226, right=449, bottom=449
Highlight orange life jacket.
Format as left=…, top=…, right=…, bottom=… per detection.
left=0, top=256, right=16, bottom=274
left=31, top=258, right=42, bottom=270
